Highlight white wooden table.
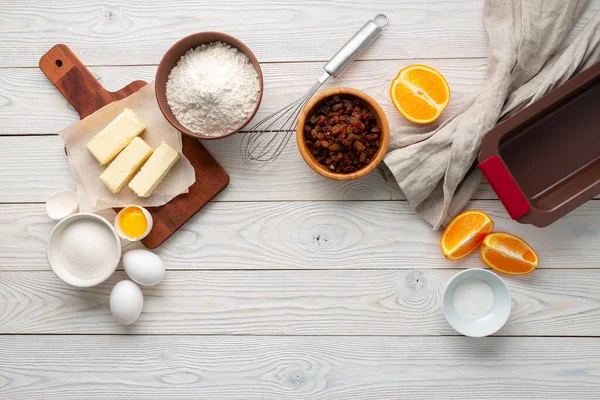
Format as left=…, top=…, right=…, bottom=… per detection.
left=1, top=1, right=600, bottom=398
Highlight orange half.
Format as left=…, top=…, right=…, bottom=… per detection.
left=440, top=210, right=494, bottom=261
left=480, top=232, right=538, bottom=275
left=390, top=64, right=450, bottom=124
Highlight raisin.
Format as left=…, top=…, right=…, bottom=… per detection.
left=303, top=95, right=382, bottom=174
left=353, top=120, right=365, bottom=130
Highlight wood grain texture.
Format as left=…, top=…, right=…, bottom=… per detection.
left=0, top=134, right=480, bottom=202
left=0, top=58, right=491, bottom=202
left=2, top=0, right=598, bottom=68
left=0, top=0, right=486, bottom=67
left=38, top=45, right=230, bottom=248
left=1, top=269, right=600, bottom=335
left=2, top=2, right=600, bottom=396
left=2, top=335, right=600, bottom=399
left=3, top=60, right=598, bottom=202
left=0, top=136, right=76, bottom=201
left=3, top=134, right=599, bottom=203
left=0, top=134, right=501, bottom=203
left=0, top=59, right=486, bottom=135
left=141, top=135, right=230, bottom=248
left=2, top=201, right=599, bottom=271
left=39, top=44, right=146, bottom=118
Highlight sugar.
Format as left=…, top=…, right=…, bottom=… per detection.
left=453, top=278, right=494, bottom=319
left=57, top=219, right=118, bottom=280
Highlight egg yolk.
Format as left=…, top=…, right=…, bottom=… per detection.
left=119, top=207, right=148, bottom=238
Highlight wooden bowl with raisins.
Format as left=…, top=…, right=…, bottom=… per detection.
left=296, top=88, right=389, bottom=180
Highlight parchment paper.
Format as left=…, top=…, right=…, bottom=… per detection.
left=58, top=82, right=196, bottom=212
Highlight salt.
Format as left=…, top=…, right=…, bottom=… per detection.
left=57, top=219, right=119, bottom=280
left=165, top=41, right=260, bottom=137
left=452, top=278, right=494, bottom=319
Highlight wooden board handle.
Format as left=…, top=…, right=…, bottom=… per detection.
left=39, top=44, right=230, bottom=248
left=39, top=44, right=145, bottom=119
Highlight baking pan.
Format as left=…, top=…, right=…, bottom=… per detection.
left=479, top=61, right=600, bottom=227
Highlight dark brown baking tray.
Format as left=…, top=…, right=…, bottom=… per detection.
left=479, top=61, right=600, bottom=227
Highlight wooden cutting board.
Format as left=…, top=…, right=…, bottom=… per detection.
left=40, top=44, right=230, bottom=249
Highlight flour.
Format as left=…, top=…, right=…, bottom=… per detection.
left=165, top=41, right=260, bottom=137
left=57, top=219, right=119, bottom=280
left=452, top=278, right=494, bottom=319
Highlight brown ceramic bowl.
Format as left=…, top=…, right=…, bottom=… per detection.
left=296, top=88, right=389, bottom=180
left=155, top=32, right=263, bottom=140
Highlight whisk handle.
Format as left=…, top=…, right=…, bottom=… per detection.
left=323, top=14, right=388, bottom=78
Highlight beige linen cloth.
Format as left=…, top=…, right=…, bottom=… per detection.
left=383, top=0, right=600, bottom=229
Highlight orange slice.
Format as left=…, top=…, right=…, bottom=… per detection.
left=480, top=232, right=538, bottom=275
left=440, top=210, right=494, bottom=261
left=390, top=64, right=450, bottom=124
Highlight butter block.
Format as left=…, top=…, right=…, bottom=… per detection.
left=86, top=108, right=146, bottom=165
left=99, top=137, right=154, bottom=194
left=129, top=141, right=181, bottom=198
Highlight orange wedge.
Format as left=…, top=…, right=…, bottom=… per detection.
left=440, top=210, right=494, bottom=261
left=390, top=64, right=450, bottom=124
left=480, top=232, right=538, bottom=275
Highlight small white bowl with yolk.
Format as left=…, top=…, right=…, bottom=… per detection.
left=114, top=206, right=153, bottom=241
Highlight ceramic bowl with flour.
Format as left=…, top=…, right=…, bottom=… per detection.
left=155, top=32, right=264, bottom=140
left=47, top=213, right=121, bottom=287
left=442, top=268, right=511, bottom=337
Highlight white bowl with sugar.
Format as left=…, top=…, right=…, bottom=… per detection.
left=442, top=268, right=511, bottom=337
left=47, top=213, right=121, bottom=287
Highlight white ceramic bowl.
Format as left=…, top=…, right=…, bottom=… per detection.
left=442, top=268, right=511, bottom=337
left=114, top=205, right=153, bottom=241
left=47, top=213, right=121, bottom=287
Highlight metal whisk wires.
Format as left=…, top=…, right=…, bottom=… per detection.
left=241, top=72, right=330, bottom=164
left=240, top=14, right=388, bottom=164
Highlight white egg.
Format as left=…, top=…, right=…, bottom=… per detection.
left=123, top=249, right=165, bottom=286
left=110, top=280, right=144, bottom=325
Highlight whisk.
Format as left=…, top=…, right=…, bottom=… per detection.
left=241, top=14, right=389, bottom=164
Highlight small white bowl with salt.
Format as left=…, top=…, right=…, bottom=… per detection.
left=47, top=213, right=121, bottom=287
left=442, top=268, right=511, bottom=337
